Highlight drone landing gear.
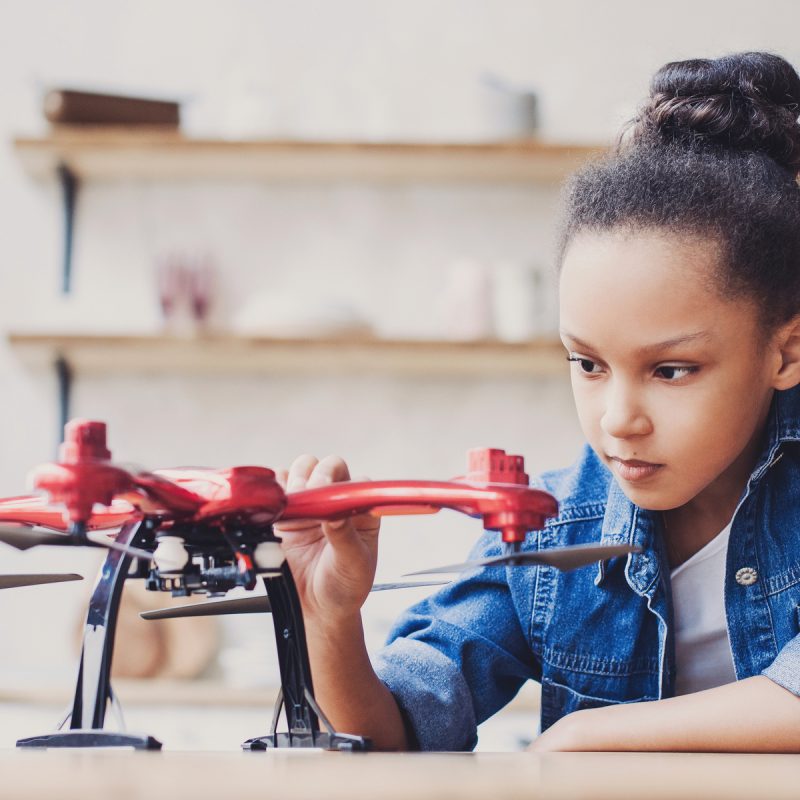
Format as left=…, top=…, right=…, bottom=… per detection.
left=17, top=731, right=161, bottom=750
left=17, top=520, right=162, bottom=751
left=241, top=564, right=370, bottom=753
left=241, top=688, right=367, bottom=752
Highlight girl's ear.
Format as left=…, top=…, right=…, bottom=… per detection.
left=771, top=315, right=800, bottom=390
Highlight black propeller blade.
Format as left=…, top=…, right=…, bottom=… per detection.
left=0, top=525, right=67, bottom=551
left=406, top=542, right=640, bottom=576
left=142, top=595, right=269, bottom=620
left=140, top=580, right=450, bottom=621
left=370, top=580, right=449, bottom=592
left=0, top=524, right=152, bottom=561
left=0, top=573, right=83, bottom=589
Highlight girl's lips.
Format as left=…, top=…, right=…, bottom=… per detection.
left=609, top=457, right=663, bottom=483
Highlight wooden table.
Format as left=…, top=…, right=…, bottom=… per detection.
left=1, top=750, right=798, bottom=800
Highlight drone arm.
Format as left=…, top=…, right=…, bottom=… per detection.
left=281, top=481, right=557, bottom=544
left=0, top=495, right=138, bottom=532
left=0, top=496, right=68, bottom=529
left=369, top=505, right=441, bottom=517
left=127, top=472, right=206, bottom=513
left=28, top=420, right=206, bottom=524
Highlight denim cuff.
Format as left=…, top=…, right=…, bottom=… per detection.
left=372, top=637, right=477, bottom=752
left=761, top=634, right=800, bottom=696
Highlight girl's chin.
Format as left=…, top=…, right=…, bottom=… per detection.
left=613, top=479, right=689, bottom=512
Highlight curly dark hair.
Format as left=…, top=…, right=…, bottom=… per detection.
left=557, top=52, right=800, bottom=330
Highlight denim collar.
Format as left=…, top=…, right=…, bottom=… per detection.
left=595, top=479, right=661, bottom=595
left=746, top=384, right=800, bottom=490
left=594, top=384, right=800, bottom=592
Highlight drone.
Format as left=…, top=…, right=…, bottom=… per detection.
left=0, top=418, right=637, bottom=752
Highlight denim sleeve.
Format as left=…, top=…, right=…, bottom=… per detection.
left=371, top=532, right=540, bottom=752
left=762, top=633, right=800, bottom=696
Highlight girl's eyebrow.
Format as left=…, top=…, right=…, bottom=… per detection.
left=560, top=330, right=712, bottom=355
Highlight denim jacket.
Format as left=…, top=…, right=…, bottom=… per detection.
left=373, top=385, right=800, bottom=751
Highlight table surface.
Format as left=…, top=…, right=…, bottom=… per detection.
left=1, top=749, right=798, bottom=800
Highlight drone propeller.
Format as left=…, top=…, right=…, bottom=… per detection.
left=0, top=525, right=67, bottom=550
left=369, top=580, right=450, bottom=592
left=0, top=524, right=153, bottom=561
left=141, top=595, right=268, bottom=620
left=0, top=573, right=83, bottom=589
left=406, top=542, right=640, bottom=576
left=140, top=580, right=450, bottom=621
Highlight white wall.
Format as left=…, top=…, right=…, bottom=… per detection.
left=0, top=0, right=798, bottom=699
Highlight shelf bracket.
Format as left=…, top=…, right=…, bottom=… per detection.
left=55, top=355, right=72, bottom=449
left=57, top=162, right=78, bottom=294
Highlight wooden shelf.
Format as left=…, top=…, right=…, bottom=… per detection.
left=8, top=332, right=568, bottom=378
left=14, top=128, right=605, bottom=183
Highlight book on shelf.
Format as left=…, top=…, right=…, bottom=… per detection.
left=43, top=89, right=180, bottom=127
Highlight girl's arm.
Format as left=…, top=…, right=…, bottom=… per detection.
left=531, top=676, right=800, bottom=753
left=304, top=611, right=410, bottom=751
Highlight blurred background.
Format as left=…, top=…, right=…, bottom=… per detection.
left=0, top=0, right=798, bottom=751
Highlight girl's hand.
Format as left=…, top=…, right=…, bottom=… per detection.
left=274, top=454, right=381, bottom=623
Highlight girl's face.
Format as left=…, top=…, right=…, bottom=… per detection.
left=559, top=228, right=776, bottom=512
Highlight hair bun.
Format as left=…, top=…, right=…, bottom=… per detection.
left=633, top=52, right=800, bottom=174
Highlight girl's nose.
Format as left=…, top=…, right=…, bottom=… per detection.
left=600, top=385, right=652, bottom=439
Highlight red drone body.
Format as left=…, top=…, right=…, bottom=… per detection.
left=10, top=419, right=557, bottom=547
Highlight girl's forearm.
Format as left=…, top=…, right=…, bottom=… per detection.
left=534, top=676, right=800, bottom=752
left=304, top=612, right=410, bottom=751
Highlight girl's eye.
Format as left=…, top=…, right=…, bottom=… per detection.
left=655, top=365, right=696, bottom=380
left=566, top=355, right=603, bottom=375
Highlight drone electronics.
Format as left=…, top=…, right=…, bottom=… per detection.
left=0, top=419, right=637, bottom=752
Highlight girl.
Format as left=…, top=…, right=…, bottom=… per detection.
left=275, top=51, right=800, bottom=752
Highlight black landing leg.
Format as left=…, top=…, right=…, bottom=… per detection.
left=241, top=563, right=369, bottom=752
left=17, top=520, right=162, bottom=750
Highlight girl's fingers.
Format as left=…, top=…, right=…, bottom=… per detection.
left=286, top=454, right=320, bottom=492
left=277, top=454, right=356, bottom=533
left=345, top=476, right=380, bottom=535
left=274, top=519, right=321, bottom=533
left=274, top=468, right=289, bottom=490
left=306, top=455, right=352, bottom=489
left=278, top=455, right=379, bottom=544
left=305, top=457, right=358, bottom=532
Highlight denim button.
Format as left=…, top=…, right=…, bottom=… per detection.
left=735, top=567, right=758, bottom=586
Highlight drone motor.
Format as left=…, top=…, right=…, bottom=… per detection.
left=254, top=540, right=285, bottom=570
left=152, top=535, right=189, bottom=573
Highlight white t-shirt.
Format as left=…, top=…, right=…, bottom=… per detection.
left=670, top=520, right=737, bottom=696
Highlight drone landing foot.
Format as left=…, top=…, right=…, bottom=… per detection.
left=246, top=568, right=371, bottom=753
left=242, top=731, right=368, bottom=752
left=16, top=730, right=162, bottom=750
